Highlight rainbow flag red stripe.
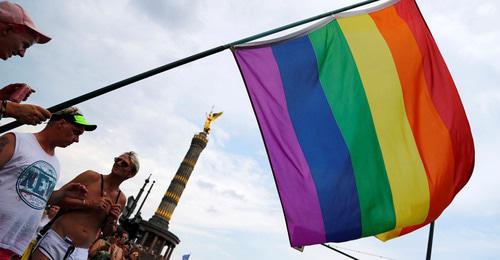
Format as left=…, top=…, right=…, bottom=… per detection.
left=232, top=0, right=474, bottom=246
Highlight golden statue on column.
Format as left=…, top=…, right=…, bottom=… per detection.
left=203, top=111, right=223, bottom=134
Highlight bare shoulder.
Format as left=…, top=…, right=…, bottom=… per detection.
left=0, top=133, right=16, bottom=167
left=79, top=170, right=101, bottom=179
left=66, top=170, right=101, bottom=185
left=0, top=133, right=15, bottom=145
left=0, top=133, right=15, bottom=150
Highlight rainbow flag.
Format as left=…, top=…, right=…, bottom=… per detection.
left=232, top=0, right=474, bottom=247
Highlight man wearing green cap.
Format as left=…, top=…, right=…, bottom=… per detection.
left=0, top=106, right=96, bottom=259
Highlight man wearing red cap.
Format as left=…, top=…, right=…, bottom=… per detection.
left=0, top=1, right=51, bottom=125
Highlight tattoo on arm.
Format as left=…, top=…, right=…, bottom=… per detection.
left=0, top=135, right=10, bottom=154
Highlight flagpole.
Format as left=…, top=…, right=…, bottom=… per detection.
left=322, top=244, right=359, bottom=260
left=425, top=221, right=435, bottom=260
left=0, top=0, right=381, bottom=133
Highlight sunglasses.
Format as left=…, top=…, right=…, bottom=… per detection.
left=114, top=157, right=130, bottom=168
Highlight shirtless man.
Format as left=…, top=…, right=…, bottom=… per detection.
left=31, top=152, right=140, bottom=260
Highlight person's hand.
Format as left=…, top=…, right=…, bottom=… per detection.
left=61, top=183, right=88, bottom=200
left=4, top=102, right=51, bottom=125
left=0, top=83, right=34, bottom=102
left=91, top=197, right=113, bottom=214
left=49, top=183, right=87, bottom=205
left=108, top=204, right=122, bottom=221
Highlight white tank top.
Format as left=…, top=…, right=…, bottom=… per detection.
left=0, top=132, right=60, bottom=255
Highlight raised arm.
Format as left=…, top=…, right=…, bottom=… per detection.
left=3, top=102, right=51, bottom=125
left=48, top=170, right=96, bottom=207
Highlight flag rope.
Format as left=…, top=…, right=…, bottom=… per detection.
left=323, top=243, right=396, bottom=259
left=322, top=244, right=359, bottom=260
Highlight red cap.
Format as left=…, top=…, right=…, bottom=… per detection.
left=0, top=1, right=50, bottom=44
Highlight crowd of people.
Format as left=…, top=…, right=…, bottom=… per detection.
left=0, top=2, right=141, bottom=259
left=88, top=228, right=142, bottom=260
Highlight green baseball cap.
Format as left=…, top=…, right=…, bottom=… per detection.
left=71, top=114, right=97, bottom=131
left=51, top=107, right=97, bottom=131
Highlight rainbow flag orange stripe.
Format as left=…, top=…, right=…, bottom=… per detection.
left=232, top=0, right=474, bottom=246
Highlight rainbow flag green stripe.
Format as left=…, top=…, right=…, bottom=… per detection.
left=232, top=0, right=474, bottom=247
left=309, top=20, right=396, bottom=237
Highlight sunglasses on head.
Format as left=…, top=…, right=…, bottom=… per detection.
left=114, top=157, right=130, bottom=168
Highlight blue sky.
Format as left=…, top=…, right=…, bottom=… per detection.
left=1, top=0, right=499, bottom=259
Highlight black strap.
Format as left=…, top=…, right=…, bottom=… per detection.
left=37, top=210, right=65, bottom=239
left=101, top=174, right=121, bottom=202
left=62, top=237, right=76, bottom=260
left=101, top=191, right=121, bottom=224
left=100, top=174, right=122, bottom=231
left=100, top=174, right=104, bottom=197
left=115, top=191, right=121, bottom=203
left=63, top=245, right=75, bottom=260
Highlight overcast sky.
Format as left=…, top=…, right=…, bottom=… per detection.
left=1, top=0, right=499, bottom=259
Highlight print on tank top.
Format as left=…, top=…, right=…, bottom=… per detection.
left=15, top=160, right=57, bottom=210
